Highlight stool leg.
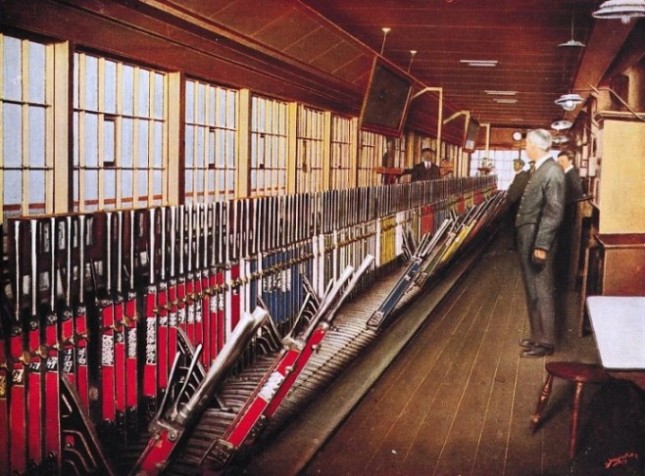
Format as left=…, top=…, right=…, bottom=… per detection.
left=530, top=374, right=554, bottom=430
left=569, top=381, right=584, bottom=459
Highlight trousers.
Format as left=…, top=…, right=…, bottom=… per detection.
left=516, top=223, right=558, bottom=346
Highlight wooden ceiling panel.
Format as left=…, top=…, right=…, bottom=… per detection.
left=193, top=0, right=297, bottom=38
left=331, top=54, right=373, bottom=88
left=165, top=0, right=236, bottom=19
left=309, top=40, right=365, bottom=76
left=253, top=8, right=325, bottom=52
left=282, top=28, right=346, bottom=66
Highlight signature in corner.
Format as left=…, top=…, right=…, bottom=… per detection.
left=605, top=451, right=639, bottom=469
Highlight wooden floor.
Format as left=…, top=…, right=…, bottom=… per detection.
left=302, top=231, right=600, bottom=476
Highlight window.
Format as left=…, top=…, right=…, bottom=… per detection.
left=358, top=132, right=406, bottom=187
left=250, top=95, right=287, bottom=196
left=357, top=131, right=381, bottom=187
left=73, top=52, right=166, bottom=211
left=1, top=34, right=53, bottom=218
left=296, top=105, right=324, bottom=193
left=471, top=149, right=526, bottom=190
left=185, top=79, right=237, bottom=202
left=330, top=115, right=355, bottom=190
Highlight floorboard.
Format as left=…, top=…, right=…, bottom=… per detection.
left=302, top=231, right=599, bottom=476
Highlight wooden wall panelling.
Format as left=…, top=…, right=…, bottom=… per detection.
left=596, top=116, right=645, bottom=234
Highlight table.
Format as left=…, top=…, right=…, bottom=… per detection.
left=587, top=296, right=645, bottom=369
left=587, top=296, right=645, bottom=389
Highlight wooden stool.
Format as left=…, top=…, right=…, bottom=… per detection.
left=530, top=361, right=611, bottom=459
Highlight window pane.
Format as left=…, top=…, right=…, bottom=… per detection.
left=85, top=55, right=99, bottom=111
left=185, top=169, right=193, bottom=194
left=28, top=106, right=46, bottom=167
left=138, top=68, right=150, bottom=116
left=28, top=42, right=46, bottom=103
left=104, top=120, right=115, bottom=165
left=121, top=118, right=133, bottom=167
left=4, top=170, right=21, bottom=208
left=29, top=170, right=45, bottom=212
left=122, top=64, right=134, bottom=115
left=73, top=53, right=80, bottom=108
left=3, top=36, right=22, bottom=101
left=227, top=90, right=236, bottom=127
left=138, top=120, right=149, bottom=168
left=185, top=80, right=194, bottom=122
left=196, top=82, right=205, bottom=124
left=153, top=122, right=163, bottom=168
left=154, top=73, right=164, bottom=119
left=153, top=170, right=162, bottom=197
left=137, top=171, right=148, bottom=200
left=85, top=169, right=98, bottom=203
left=104, top=60, right=117, bottom=114
left=84, top=113, right=99, bottom=167
left=105, top=168, right=116, bottom=207
left=122, top=170, right=133, bottom=202
left=185, top=126, right=194, bottom=168
left=73, top=113, right=80, bottom=167
left=3, top=103, right=22, bottom=168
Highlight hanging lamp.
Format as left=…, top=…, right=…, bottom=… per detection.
left=551, top=120, right=573, bottom=131
left=592, top=0, right=645, bottom=24
left=558, top=16, right=585, bottom=47
left=555, top=93, right=583, bottom=111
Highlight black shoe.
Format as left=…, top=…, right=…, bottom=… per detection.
left=520, top=339, right=537, bottom=348
left=521, top=345, right=554, bottom=358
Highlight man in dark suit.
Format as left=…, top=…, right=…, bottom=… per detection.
left=556, top=150, right=584, bottom=289
left=506, top=158, right=531, bottom=211
left=408, top=147, right=441, bottom=182
left=504, top=158, right=531, bottom=249
left=557, top=150, right=583, bottom=205
left=515, top=129, right=566, bottom=357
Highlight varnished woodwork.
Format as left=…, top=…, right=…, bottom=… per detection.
left=595, top=234, right=645, bottom=296
left=251, top=231, right=600, bottom=475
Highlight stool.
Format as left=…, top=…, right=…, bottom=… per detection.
left=530, top=361, right=611, bottom=459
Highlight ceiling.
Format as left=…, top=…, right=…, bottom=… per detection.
left=132, top=0, right=629, bottom=133
left=299, top=0, right=598, bottom=129
left=5, top=0, right=638, bottom=139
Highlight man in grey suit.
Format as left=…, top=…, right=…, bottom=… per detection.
left=515, top=129, right=566, bottom=357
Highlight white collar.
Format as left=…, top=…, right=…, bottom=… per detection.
left=564, top=164, right=574, bottom=174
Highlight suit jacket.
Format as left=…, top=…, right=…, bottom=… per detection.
left=410, top=161, right=441, bottom=182
left=506, top=170, right=530, bottom=205
left=515, top=158, right=565, bottom=252
left=564, top=166, right=583, bottom=205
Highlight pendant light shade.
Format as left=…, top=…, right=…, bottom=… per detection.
left=555, top=93, right=583, bottom=111
left=558, top=16, right=585, bottom=48
left=592, top=0, right=645, bottom=24
left=551, top=120, right=573, bottom=131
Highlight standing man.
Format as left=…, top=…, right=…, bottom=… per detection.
left=506, top=158, right=531, bottom=212
left=407, top=147, right=441, bottom=182
left=557, top=150, right=583, bottom=206
left=504, top=158, right=531, bottom=249
left=556, top=150, right=584, bottom=289
left=515, top=129, right=565, bottom=357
